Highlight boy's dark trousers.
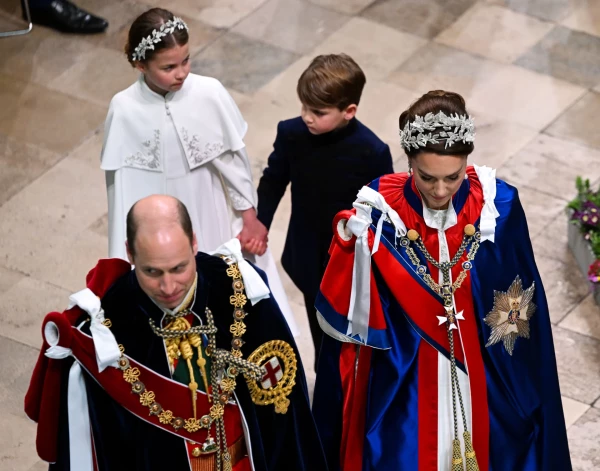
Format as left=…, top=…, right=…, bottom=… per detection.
left=302, top=262, right=327, bottom=370
left=304, top=292, right=323, bottom=371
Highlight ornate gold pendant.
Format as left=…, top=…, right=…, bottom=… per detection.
left=244, top=340, right=297, bottom=414
left=484, top=276, right=536, bottom=355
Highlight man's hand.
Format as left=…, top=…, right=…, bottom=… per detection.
left=237, top=208, right=268, bottom=256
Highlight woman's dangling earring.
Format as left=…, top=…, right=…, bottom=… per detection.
left=408, top=161, right=413, bottom=176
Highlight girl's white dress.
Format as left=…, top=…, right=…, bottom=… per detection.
left=101, top=73, right=297, bottom=335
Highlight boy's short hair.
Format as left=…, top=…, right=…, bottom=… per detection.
left=297, top=54, right=366, bottom=110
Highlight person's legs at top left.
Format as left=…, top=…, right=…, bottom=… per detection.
left=23, top=0, right=108, bottom=34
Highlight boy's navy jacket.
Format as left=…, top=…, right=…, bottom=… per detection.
left=257, top=117, right=394, bottom=294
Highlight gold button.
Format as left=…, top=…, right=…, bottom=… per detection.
left=192, top=447, right=201, bottom=457
left=407, top=229, right=419, bottom=241
left=464, top=224, right=476, bottom=237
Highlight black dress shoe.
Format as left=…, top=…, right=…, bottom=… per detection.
left=25, top=0, right=108, bottom=34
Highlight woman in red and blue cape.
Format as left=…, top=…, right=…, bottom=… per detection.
left=312, top=90, right=572, bottom=471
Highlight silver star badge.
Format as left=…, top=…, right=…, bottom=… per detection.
left=484, top=276, right=536, bottom=355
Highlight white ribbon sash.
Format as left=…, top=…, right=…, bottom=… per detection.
left=211, top=238, right=271, bottom=305
left=67, top=362, right=94, bottom=470
left=346, top=204, right=374, bottom=342
left=343, top=187, right=408, bottom=343
left=68, top=288, right=120, bottom=372
left=356, top=186, right=407, bottom=252
left=473, top=165, right=499, bottom=243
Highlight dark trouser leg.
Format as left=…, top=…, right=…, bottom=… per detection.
left=303, top=291, right=323, bottom=370
left=27, top=0, right=51, bottom=7
left=23, top=0, right=108, bottom=33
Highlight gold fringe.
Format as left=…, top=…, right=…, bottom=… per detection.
left=189, top=437, right=247, bottom=471
left=452, top=438, right=463, bottom=471
left=463, top=431, right=480, bottom=471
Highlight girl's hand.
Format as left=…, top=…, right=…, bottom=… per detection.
left=243, top=238, right=267, bottom=256
left=237, top=208, right=268, bottom=255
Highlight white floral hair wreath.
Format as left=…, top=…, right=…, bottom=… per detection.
left=132, top=17, right=188, bottom=62
left=399, top=111, right=475, bottom=151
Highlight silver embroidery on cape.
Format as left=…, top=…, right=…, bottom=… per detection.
left=124, top=130, right=161, bottom=170
left=181, top=128, right=225, bottom=166
left=228, top=188, right=252, bottom=211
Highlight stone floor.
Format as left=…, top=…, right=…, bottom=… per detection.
left=1, top=0, right=600, bottom=469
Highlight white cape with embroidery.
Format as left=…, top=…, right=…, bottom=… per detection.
left=101, top=73, right=298, bottom=335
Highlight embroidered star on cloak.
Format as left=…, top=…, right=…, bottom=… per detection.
left=484, top=275, right=536, bottom=356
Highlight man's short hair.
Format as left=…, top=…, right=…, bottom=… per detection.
left=126, top=198, right=194, bottom=257
left=296, top=53, right=366, bottom=110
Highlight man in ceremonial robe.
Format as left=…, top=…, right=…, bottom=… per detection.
left=25, top=195, right=327, bottom=471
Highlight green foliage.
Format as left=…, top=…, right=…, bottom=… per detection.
left=568, top=177, right=593, bottom=210
left=590, top=232, right=600, bottom=259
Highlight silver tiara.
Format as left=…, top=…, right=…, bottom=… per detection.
left=132, top=17, right=188, bottom=62
left=399, top=111, right=475, bottom=151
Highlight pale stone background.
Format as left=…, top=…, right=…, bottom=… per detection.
left=1, top=0, right=600, bottom=469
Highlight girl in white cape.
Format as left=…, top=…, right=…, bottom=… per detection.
left=101, top=7, right=297, bottom=335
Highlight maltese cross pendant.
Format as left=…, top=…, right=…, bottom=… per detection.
left=437, top=306, right=464, bottom=330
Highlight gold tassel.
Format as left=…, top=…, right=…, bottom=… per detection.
left=180, top=339, right=198, bottom=419
left=222, top=452, right=233, bottom=471
left=463, top=431, right=480, bottom=471
left=452, top=438, right=463, bottom=471
left=165, top=340, right=180, bottom=367
left=188, top=332, right=211, bottom=401
left=163, top=318, right=191, bottom=367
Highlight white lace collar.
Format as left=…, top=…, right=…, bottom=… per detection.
left=422, top=198, right=458, bottom=232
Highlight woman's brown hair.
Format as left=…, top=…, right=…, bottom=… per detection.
left=399, top=90, right=474, bottom=158
left=124, top=8, right=189, bottom=66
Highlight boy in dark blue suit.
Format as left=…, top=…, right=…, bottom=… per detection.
left=255, top=54, right=394, bottom=365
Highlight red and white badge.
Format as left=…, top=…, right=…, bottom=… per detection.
left=260, top=357, right=283, bottom=389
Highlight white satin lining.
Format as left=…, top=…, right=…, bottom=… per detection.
left=44, top=320, right=94, bottom=471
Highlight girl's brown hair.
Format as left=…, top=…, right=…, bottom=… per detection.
left=399, top=90, right=474, bottom=158
left=124, top=8, right=189, bottom=66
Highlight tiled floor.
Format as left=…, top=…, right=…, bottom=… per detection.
left=1, top=0, right=600, bottom=469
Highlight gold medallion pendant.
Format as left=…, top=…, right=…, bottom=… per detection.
left=244, top=340, right=297, bottom=414
left=484, top=275, right=536, bottom=355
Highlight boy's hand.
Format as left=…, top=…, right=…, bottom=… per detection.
left=237, top=208, right=268, bottom=256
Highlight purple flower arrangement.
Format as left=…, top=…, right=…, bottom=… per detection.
left=568, top=177, right=600, bottom=284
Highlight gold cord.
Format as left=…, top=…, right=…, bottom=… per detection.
left=189, top=332, right=210, bottom=402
